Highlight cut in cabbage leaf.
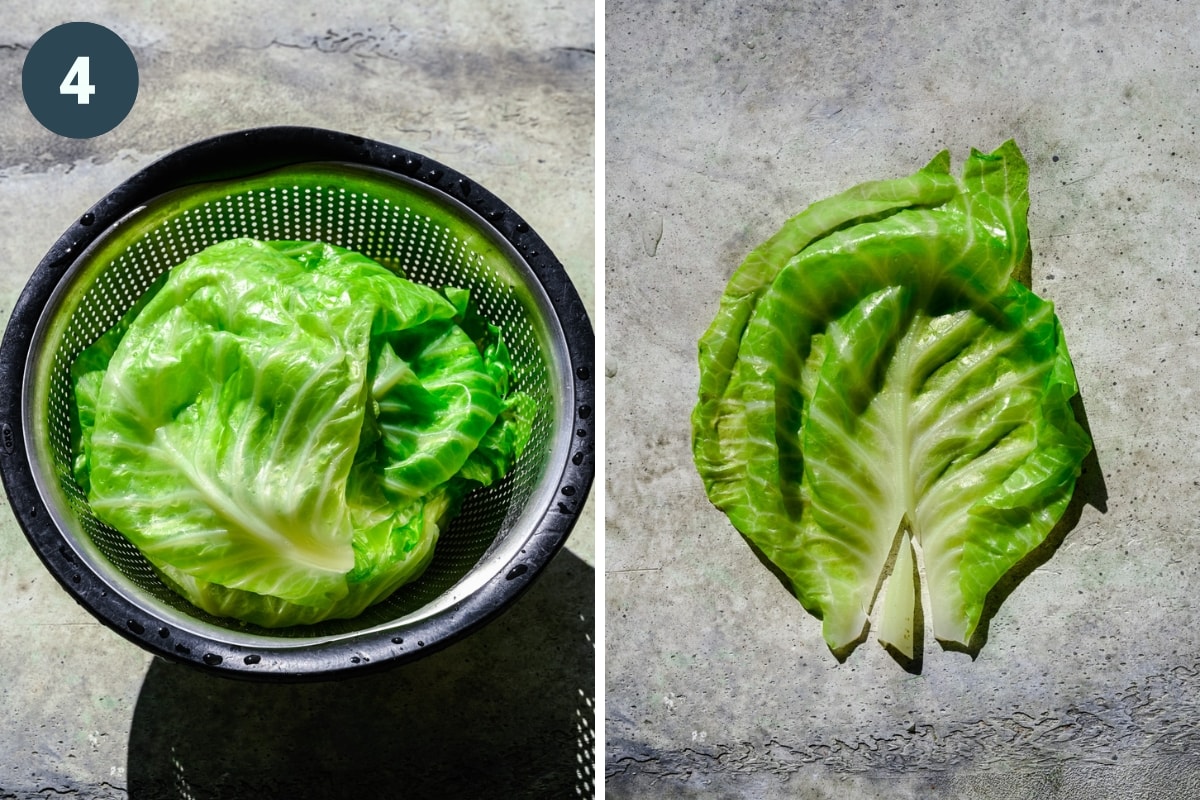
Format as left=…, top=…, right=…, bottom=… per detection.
left=692, top=141, right=1092, bottom=658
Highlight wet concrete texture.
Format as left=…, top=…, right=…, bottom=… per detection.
left=0, top=2, right=594, bottom=797
left=606, top=1, right=1200, bottom=797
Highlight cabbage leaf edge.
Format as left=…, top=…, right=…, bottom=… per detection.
left=691, top=141, right=1093, bottom=660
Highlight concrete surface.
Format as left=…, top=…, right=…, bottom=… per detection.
left=0, top=3, right=594, bottom=798
left=606, top=1, right=1200, bottom=797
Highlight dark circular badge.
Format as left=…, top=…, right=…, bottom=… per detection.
left=22, top=22, right=139, bottom=139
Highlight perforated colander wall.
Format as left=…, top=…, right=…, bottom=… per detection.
left=35, top=164, right=562, bottom=639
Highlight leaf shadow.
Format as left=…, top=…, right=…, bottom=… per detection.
left=960, top=390, right=1107, bottom=657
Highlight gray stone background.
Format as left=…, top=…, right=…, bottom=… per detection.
left=606, top=1, right=1200, bottom=797
left=1, top=2, right=594, bottom=798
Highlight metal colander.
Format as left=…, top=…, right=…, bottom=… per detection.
left=0, top=127, right=594, bottom=680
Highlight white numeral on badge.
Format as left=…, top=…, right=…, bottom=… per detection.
left=60, top=56, right=96, bottom=105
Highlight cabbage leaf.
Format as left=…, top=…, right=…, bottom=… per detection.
left=692, top=142, right=1092, bottom=657
left=71, top=239, right=531, bottom=627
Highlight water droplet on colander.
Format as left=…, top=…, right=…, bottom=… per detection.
left=506, top=563, right=528, bottom=580
left=561, top=485, right=577, bottom=497
left=80, top=212, right=95, bottom=226
left=243, top=654, right=261, bottom=665
left=126, top=619, right=144, bottom=635
left=579, top=405, right=592, bottom=419
left=157, top=627, right=170, bottom=638
left=572, top=451, right=584, bottom=466
left=391, top=637, right=404, bottom=645
left=203, top=653, right=223, bottom=666
left=576, top=366, right=591, bottom=381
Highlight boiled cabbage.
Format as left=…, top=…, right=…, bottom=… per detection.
left=692, top=141, right=1092, bottom=658
left=71, top=238, right=531, bottom=627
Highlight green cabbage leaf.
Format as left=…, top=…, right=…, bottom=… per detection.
left=692, top=142, right=1092, bottom=657
left=71, top=238, right=531, bottom=627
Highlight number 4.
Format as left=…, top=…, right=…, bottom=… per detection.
left=60, top=56, right=96, bottom=105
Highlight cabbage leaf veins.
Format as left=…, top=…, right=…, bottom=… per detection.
left=692, top=141, right=1092, bottom=659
